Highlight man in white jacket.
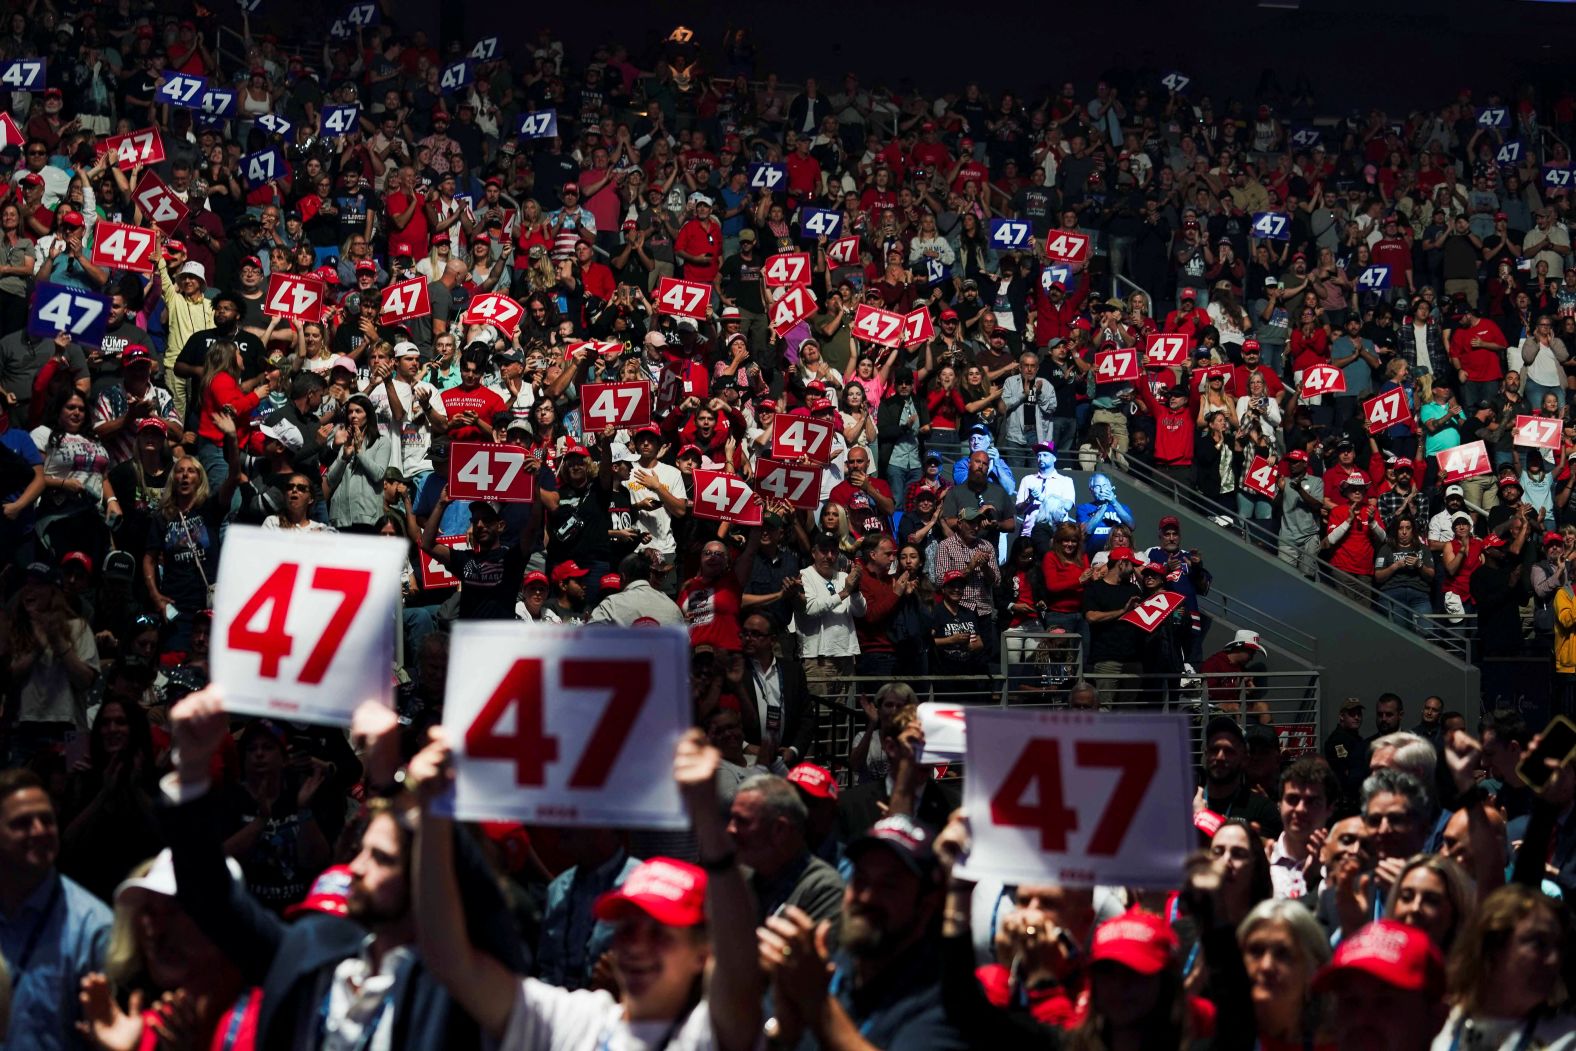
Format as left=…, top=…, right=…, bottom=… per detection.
left=798, top=532, right=865, bottom=703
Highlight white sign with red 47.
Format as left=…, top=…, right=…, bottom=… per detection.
left=211, top=528, right=407, bottom=726
left=769, top=413, right=835, bottom=463
left=581, top=381, right=652, bottom=429
left=441, top=623, right=691, bottom=828
left=1514, top=414, right=1562, bottom=451
left=263, top=273, right=326, bottom=323
left=753, top=457, right=822, bottom=509
left=461, top=292, right=524, bottom=337
left=691, top=469, right=763, bottom=525
left=655, top=277, right=711, bottom=320
left=956, top=709, right=1193, bottom=888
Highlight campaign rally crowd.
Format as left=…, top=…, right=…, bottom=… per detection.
left=4, top=4, right=1576, bottom=1050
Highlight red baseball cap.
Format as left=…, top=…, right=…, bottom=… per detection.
left=787, top=762, right=839, bottom=801
left=552, top=560, right=590, bottom=583
left=477, top=822, right=533, bottom=875
left=1108, top=547, right=1142, bottom=565
left=1312, top=920, right=1443, bottom=995
left=1242, top=339, right=1261, bottom=351
left=61, top=551, right=93, bottom=573
left=1158, top=515, right=1181, bottom=531
left=20, top=173, right=42, bottom=187
left=1193, top=808, right=1225, bottom=837
left=59, top=211, right=84, bottom=228
left=392, top=241, right=414, bottom=257
left=1090, top=910, right=1178, bottom=975
left=941, top=569, right=967, bottom=586
left=122, top=344, right=155, bottom=366
left=164, top=239, right=186, bottom=257
left=522, top=570, right=550, bottom=588
left=355, top=259, right=376, bottom=273
left=593, top=857, right=707, bottom=927
left=241, top=255, right=263, bottom=270
left=599, top=572, right=623, bottom=592
left=284, top=864, right=352, bottom=919
left=1285, top=449, right=1309, bottom=462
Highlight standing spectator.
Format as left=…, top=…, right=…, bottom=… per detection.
left=1082, top=547, right=1144, bottom=705
left=1277, top=450, right=1326, bottom=578
left=997, top=349, right=1057, bottom=455
left=799, top=532, right=865, bottom=701
left=933, top=506, right=1001, bottom=659
left=1374, top=515, right=1436, bottom=632
left=0, top=769, right=110, bottom=1051
left=325, top=394, right=393, bottom=529
left=1448, top=303, right=1509, bottom=410
left=1270, top=758, right=1338, bottom=900
left=1324, top=474, right=1386, bottom=602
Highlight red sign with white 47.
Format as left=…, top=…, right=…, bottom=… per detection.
left=442, top=623, right=692, bottom=828
left=769, top=413, right=835, bottom=463
left=581, top=382, right=652, bottom=430
left=1363, top=388, right=1412, bottom=434
left=769, top=285, right=817, bottom=335
left=753, top=457, right=822, bottom=509
left=1145, top=333, right=1190, bottom=367
left=461, top=292, right=524, bottom=337
left=1514, top=414, right=1562, bottom=451
left=1043, top=230, right=1090, bottom=263
left=691, top=469, right=763, bottom=525
left=1241, top=456, right=1279, bottom=500
left=89, top=222, right=156, bottom=273
left=1436, top=440, right=1491, bottom=483
left=763, top=252, right=811, bottom=287
left=655, top=277, right=711, bottom=320
left=1095, top=346, right=1140, bottom=384
left=380, top=278, right=432, bottom=323
left=956, top=709, right=1194, bottom=888
left=1120, top=590, right=1185, bottom=632
left=263, top=273, right=326, bottom=323
left=851, top=304, right=906, bottom=348
left=448, top=442, right=537, bottom=503
left=132, top=170, right=188, bottom=234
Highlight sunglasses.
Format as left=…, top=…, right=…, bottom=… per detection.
left=284, top=482, right=312, bottom=492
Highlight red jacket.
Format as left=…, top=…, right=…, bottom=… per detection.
left=1136, top=383, right=1195, bottom=466
left=856, top=571, right=899, bottom=653
left=198, top=372, right=261, bottom=444
left=1031, top=276, right=1090, bottom=348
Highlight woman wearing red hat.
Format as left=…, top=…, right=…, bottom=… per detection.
left=409, top=728, right=761, bottom=1050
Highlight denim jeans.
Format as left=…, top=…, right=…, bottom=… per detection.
left=1381, top=589, right=1435, bottom=635
left=195, top=438, right=228, bottom=490
left=886, top=464, right=920, bottom=505
left=1524, top=380, right=1560, bottom=413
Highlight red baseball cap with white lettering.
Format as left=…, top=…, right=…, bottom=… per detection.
left=787, top=762, right=839, bottom=801
left=593, top=857, right=707, bottom=927
left=1312, top=919, right=1443, bottom=995
left=1090, top=910, right=1178, bottom=975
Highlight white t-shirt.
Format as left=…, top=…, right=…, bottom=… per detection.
left=369, top=378, right=445, bottom=476
left=502, top=979, right=715, bottom=1051
left=625, top=460, right=685, bottom=556
left=1429, top=1006, right=1576, bottom=1051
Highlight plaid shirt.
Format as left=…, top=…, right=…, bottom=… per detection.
left=1375, top=483, right=1422, bottom=534
left=934, top=534, right=999, bottom=618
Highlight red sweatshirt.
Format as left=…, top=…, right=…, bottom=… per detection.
left=1136, top=384, right=1196, bottom=466
left=856, top=571, right=899, bottom=653
left=198, top=372, right=261, bottom=444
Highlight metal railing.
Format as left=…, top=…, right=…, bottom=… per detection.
left=1198, top=587, right=1320, bottom=666
left=803, top=666, right=1322, bottom=775
left=1112, top=274, right=1154, bottom=317
left=1111, top=453, right=1480, bottom=661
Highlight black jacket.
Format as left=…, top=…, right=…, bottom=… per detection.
left=736, top=654, right=818, bottom=762
left=162, top=787, right=525, bottom=1051
left=876, top=393, right=930, bottom=476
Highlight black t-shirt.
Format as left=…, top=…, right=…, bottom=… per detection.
left=453, top=542, right=527, bottom=620
left=177, top=326, right=268, bottom=380
left=607, top=484, right=638, bottom=566
left=931, top=602, right=985, bottom=668
left=146, top=495, right=225, bottom=613
left=548, top=480, right=612, bottom=565
left=1083, top=577, right=1144, bottom=663
left=719, top=251, right=766, bottom=313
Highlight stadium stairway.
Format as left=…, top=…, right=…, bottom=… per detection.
left=946, top=442, right=1479, bottom=730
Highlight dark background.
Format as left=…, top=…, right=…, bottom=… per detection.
left=386, top=0, right=1576, bottom=115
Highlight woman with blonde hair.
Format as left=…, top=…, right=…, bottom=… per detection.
left=1435, top=884, right=1576, bottom=1049
left=1385, top=854, right=1475, bottom=953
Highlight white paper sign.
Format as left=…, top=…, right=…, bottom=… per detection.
left=211, top=528, right=406, bottom=725
left=442, top=623, right=691, bottom=828
left=917, top=702, right=968, bottom=763
left=956, top=709, right=1193, bottom=888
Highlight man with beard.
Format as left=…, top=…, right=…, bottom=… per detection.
left=759, top=813, right=966, bottom=1050
left=173, top=292, right=268, bottom=414
left=162, top=694, right=522, bottom=1049
left=728, top=774, right=844, bottom=926
left=422, top=495, right=528, bottom=620
left=1200, top=716, right=1281, bottom=837
left=93, top=345, right=181, bottom=464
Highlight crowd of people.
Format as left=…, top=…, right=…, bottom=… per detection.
left=0, top=4, right=1574, bottom=1049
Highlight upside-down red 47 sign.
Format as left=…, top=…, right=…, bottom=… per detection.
left=441, top=623, right=691, bottom=828
left=1095, top=346, right=1140, bottom=384
left=1436, top=440, right=1491, bottom=483
left=1299, top=364, right=1346, bottom=398
left=1241, top=456, right=1279, bottom=499
left=691, top=469, right=764, bottom=525
left=263, top=272, right=326, bottom=323
left=448, top=442, right=537, bottom=502
left=461, top=292, right=523, bottom=337
left=1514, top=414, right=1562, bottom=451
left=655, top=276, right=710, bottom=320
left=754, top=457, right=823, bottom=509
left=955, top=709, right=1193, bottom=888
left=581, top=381, right=652, bottom=430
left=212, top=527, right=407, bottom=725
left=769, top=413, right=835, bottom=463
left=379, top=277, right=432, bottom=323
left=1120, top=590, right=1185, bottom=632
left=1363, top=388, right=1412, bottom=434
left=89, top=222, right=156, bottom=273
left=131, top=170, right=188, bottom=234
